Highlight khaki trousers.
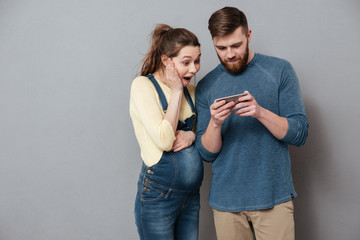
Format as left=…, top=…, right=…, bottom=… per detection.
left=212, top=200, right=295, bottom=240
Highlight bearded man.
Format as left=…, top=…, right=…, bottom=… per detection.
left=195, top=7, right=309, bottom=240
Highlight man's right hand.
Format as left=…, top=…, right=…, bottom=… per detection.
left=210, top=99, right=235, bottom=127
left=200, top=99, right=234, bottom=153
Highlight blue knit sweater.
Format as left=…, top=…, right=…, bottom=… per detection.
left=195, top=53, right=309, bottom=212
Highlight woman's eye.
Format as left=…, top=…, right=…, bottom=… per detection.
left=183, top=62, right=189, bottom=66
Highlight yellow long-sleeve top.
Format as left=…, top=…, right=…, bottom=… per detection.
left=129, top=76, right=196, bottom=167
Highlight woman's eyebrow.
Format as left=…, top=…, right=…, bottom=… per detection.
left=182, top=53, right=201, bottom=59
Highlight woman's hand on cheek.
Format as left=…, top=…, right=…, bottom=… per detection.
left=164, top=59, right=183, bottom=91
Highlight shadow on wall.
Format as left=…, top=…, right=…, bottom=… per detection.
left=291, top=98, right=331, bottom=240
left=199, top=163, right=217, bottom=240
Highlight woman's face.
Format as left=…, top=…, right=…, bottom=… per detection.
left=171, top=46, right=201, bottom=86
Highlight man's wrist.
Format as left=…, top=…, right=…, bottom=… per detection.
left=255, top=105, right=265, bottom=120
left=210, top=118, right=222, bottom=129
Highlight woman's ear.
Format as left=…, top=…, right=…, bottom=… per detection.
left=161, top=55, right=169, bottom=66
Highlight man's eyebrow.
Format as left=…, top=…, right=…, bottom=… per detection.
left=215, top=41, right=243, bottom=48
left=231, top=41, right=242, bottom=46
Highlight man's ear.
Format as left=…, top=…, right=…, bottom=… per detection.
left=247, top=29, right=252, bottom=43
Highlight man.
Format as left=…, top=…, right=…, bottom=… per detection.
left=195, top=7, right=309, bottom=240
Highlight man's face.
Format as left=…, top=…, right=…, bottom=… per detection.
left=213, top=27, right=251, bottom=74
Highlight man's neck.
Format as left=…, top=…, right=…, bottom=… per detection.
left=247, top=49, right=255, bottom=65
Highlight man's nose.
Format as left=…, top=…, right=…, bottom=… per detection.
left=226, top=48, right=235, bottom=59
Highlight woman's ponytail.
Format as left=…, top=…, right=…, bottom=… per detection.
left=140, top=24, right=172, bottom=76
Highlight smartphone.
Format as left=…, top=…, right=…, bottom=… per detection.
left=215, top=92, right=248, bottom=104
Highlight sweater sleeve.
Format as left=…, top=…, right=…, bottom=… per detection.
left=130, top=77, right=176, bottom=151
left=195, top=79, right=220, bottom=162
left=278, top=62, right=309, bottom=146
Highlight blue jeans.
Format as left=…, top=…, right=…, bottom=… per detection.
left=134, top=145, right=203, bottom=240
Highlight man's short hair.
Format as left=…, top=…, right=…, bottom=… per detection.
left=208, top=7, right=248, bottom=38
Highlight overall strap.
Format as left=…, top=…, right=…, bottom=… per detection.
left=183, top=87, right=196, bottom=114
left=146, top=75, right=168, bottom=111
left=146, top=74, right=195, bottom=114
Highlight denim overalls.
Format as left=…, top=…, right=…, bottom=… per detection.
left=134, top=75, right=203, bottom=240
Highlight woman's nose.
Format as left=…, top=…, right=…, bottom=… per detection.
left=189, top=63, right=197, bottom=73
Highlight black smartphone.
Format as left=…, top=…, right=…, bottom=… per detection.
left=215, top=92, right=248, bottom=104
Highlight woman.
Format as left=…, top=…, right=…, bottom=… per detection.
left=129, top=24, right=203, bottom=240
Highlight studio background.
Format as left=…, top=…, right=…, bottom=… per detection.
left=1, top=0, right=359, bottom=239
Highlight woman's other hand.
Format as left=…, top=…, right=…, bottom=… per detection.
left=171, top=130, right=195, bottom=152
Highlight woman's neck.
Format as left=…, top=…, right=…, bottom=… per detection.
left=153, top=70, right=169, bottom=88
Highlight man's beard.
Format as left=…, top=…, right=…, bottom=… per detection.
left=219, top=44, right=249, bottom=74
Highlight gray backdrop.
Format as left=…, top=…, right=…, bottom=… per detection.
left=1, top=0, right=359, bottom=239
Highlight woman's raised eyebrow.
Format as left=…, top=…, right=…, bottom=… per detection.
left=182, top=53, right=201, bottom=59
